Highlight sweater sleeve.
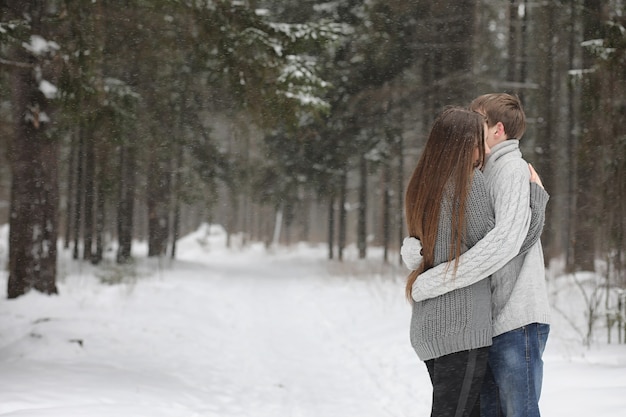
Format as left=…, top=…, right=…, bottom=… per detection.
left=518, top=182, right=550, bottom=256
left=412, top=159, right=532, bottom=302
left=400, top=182, right=547, bottom=270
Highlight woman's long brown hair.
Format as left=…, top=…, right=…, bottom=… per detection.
left=405, top=107, right=486, bottom=300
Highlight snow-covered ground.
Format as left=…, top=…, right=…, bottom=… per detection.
left=0, top=224, right=625, bottom=416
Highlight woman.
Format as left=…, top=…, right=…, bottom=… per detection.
left=404, top=106, right=493, bottom=417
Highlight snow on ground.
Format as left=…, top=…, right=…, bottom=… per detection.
left=0, top=224, right=625, bottom=416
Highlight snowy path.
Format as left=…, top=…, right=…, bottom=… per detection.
left=168, top=247, right=430, bottom=417
left=1, top=230, right=625, bottom=416
left=0, top=240, right=428, bottom=417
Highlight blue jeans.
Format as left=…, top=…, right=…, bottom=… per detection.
left=480, top=323, right=550, bottom=417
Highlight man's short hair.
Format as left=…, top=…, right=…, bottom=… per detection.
left=469, top=93, right=526, bottom=140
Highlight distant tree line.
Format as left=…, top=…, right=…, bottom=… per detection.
left=0, top=0, right=624, bottom=298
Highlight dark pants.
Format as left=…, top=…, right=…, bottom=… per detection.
left=425, top=347, right=490, bottom=417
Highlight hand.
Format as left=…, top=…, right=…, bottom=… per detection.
left=401, top=236, right=423, bottom=270
left=528, top=163, right=544, bottom=189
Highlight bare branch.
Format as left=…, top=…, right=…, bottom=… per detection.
left=0, top=58, right=34, bottom=69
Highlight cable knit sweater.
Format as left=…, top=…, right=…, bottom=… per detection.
left=410, top=169, right=494, bottom=361
left=411, top=140, right=551, bottom=337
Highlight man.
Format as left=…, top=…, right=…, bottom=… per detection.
left=402, top=93, right=550, bottom=417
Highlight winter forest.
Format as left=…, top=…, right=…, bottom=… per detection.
left=1, top=1, right=626, bottom=415
left=1, top=2, right=625, bottom=308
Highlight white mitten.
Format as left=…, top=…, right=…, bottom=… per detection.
left=401, top=236, right=423, bottom=270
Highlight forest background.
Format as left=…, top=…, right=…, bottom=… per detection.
left=0, top=0, right=625, bottom=299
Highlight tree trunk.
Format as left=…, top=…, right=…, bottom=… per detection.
left=93, top=173, right=106, bottom=265
left=93, top=138, right=109, bottom=265
left=6, top=1, right=60, bottom=298
left=507, top=0, right=528, bottom=96
left=397, top=134, right=405, bottom=266
left=64, top=133, right=76, bottom=249
left=382, top=161, right=391, bottom=263
left=532, top=1, right=557, bottom=261
left=91, top=0, right=106, bottom=266
left=271, top=204, right=283, bottom=248
left=327, top=195, right=335, bottom=260
left=171, top=143, right=183, bottom=259
left=8, top=127, right=60, bottom=297
left=357, top=154, right=367, bottom=259
left=147, top=155, right=171, bottom=257
left=72, top=127, right=84, bottom=260
left=571, top=0, right=604, bottom=272
left=83, top=131, right=95, bottom=261
left=226, top=190, right=238, bottom=249
left=573, top=128, right=598, bottom=271
left=171, top=194, right=181, bottom=259
left=338, top=168, right=347, bottom=261
left=566, top=0, right=584, bottom=271
left=117, top=142, right=136, bottom=263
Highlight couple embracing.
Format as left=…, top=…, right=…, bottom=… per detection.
left=403, top=93, right=551, bottom=417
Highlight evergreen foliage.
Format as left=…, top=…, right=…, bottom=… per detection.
left=0, top=0, right=625, bottom=296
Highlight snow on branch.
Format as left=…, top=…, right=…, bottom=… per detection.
left=22, top=35, right=60, bottom=56
left=268, top=21, right=353, bottom=43
left=240, top=27, right=283, bottom=57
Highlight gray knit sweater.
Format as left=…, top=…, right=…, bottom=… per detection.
left=410, top=169, right=495, bottom=361
left=411, top=140, right=551, bottom=337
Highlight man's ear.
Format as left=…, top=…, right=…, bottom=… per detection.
left=495, top=121, right=506, bottom=138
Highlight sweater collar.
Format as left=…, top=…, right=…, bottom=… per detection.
left=484, top=140, right=521, bottom=172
